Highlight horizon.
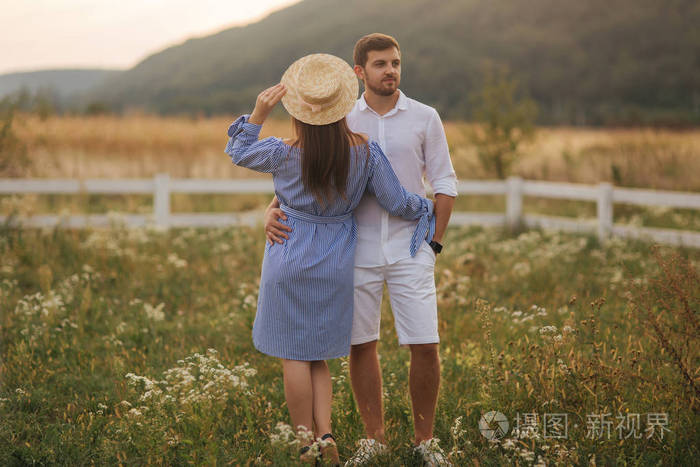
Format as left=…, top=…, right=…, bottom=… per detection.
left=0, top=0, right=301, bottom=75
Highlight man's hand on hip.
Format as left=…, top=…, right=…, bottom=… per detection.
left=264, top=206, right=291, bottom=245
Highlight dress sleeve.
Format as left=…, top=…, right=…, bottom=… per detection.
left=224, top=114, right=286, bottom=173
left=366, top=141, right=436, bottom=257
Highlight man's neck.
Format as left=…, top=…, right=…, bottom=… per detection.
left=363, top=89, right=400, bottom=116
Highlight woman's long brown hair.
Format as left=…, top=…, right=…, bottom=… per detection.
left=292, top=116, right=368, bottom=207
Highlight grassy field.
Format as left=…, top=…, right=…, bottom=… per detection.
left=1, top=223, right=699, bottom=465
left=1, top=113, right=699, bottom=464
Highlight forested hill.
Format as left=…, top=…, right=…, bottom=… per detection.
left=0, top=69, right=120, bottom=99
left=86, top=0, right=700, bottom=125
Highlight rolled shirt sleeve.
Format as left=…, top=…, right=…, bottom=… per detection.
left=423, top=109, right=458, bottom=197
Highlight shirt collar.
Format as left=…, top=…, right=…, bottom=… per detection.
left=396, top=89, right=408, bottom=110
left=358, top=89, right=408, bottom=113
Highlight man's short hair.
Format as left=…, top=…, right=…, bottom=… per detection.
left=353, top=33, right=401, bottom=68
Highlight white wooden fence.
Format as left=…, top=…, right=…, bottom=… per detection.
left=1, top=174, right=700, bottom=248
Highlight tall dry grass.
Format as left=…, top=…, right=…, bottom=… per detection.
left=446, top=122, right=700, bottom=192
left=7, top=113, right=700, bottom=192
left=9, top=113, right=293, bottom=179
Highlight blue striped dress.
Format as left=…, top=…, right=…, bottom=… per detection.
left=225, top=114, right=434, bottom=360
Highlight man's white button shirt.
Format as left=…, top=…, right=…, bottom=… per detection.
left=346, top=90, right=458, bottom=267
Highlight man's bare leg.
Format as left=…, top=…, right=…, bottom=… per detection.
left=349, top=340, right=386, bottom=443
left=409, top=343, right=440, bottom=445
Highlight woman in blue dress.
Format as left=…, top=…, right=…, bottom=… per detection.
left=224, top=54, right=434, bottom=465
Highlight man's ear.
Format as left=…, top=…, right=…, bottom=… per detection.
left=353, top=65, right=364, bottom=81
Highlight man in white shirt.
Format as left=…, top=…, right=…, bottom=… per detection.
left=265, top=34, right=457, bottom=466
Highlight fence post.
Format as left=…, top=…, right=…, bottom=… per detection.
left=506, top=176, right=523, bottom=230
left=597, top=182, right=613, bottom=241
left=154, top=173, right=170, bottom=228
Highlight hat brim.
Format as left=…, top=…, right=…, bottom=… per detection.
left=280, top=54, right=359, bottom=126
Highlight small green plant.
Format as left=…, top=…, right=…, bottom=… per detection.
left=467, top=65, right=538, bottom=179
left=628, top=246, right=700, bottom=408
left=84, top=101, right=110, bottom=116
left=0, top=109, right=31, bottom=177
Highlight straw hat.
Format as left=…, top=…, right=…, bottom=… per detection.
left=281, top=53, right=359, bottom=125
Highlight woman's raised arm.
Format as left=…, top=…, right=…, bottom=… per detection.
left=224, top=84, right=288, bottom=173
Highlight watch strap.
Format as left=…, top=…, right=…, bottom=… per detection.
left=429, top=240, right=443, bottom=254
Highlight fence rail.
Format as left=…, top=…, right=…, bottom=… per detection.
left=2, top=174, right=700, bottom=248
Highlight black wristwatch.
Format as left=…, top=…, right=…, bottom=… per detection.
left=429, top=240, right=443, bottom=254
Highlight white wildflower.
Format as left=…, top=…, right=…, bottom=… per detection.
left=518, top=447, right=535, bottom=462
left=270, top=422, right=299, bottom=447
left=106, top=211, right=127, bottom=228
left=296, top=425, right=314, bottom=444
left=167, top=253, right=187, bottom=268
left=539, top=326, right=558, bottom=335
left=451, top=416, right=466, bottom=440
left=502, top=438, right=516, bottom=450
left=557, top=359, right=569, bottom=372
left=144, top=302, right=165, bottom=321
left=512, top=262, right=531, bottom=276
left=124, top=349, right=257, bottom=411
left=166, top=433, right=180, bottom=447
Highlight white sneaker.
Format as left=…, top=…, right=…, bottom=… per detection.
left=343, top=438, right=389, bottom=466
left=414, top=438, right=452, bottom=467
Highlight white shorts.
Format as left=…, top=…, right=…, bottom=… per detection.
left=351, top=241, right=439, bottom=346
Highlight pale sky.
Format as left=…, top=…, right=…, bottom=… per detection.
left=0, top=0, right=301, bottom=74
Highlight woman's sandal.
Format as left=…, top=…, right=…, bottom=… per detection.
left=318, top=433, right=340, bottom=466
left=299, top=442, right=319, bottom=465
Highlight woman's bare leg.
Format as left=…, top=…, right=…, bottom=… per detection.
left=310, top=360, right=332, bottom=437
left=282, top=359, right=314, bottom=441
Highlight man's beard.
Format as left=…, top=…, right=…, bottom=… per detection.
left=365, top=78, right=399, bottom=96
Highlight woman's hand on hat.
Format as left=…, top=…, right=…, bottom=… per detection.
left=249, top=83, right=287, bottom=125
